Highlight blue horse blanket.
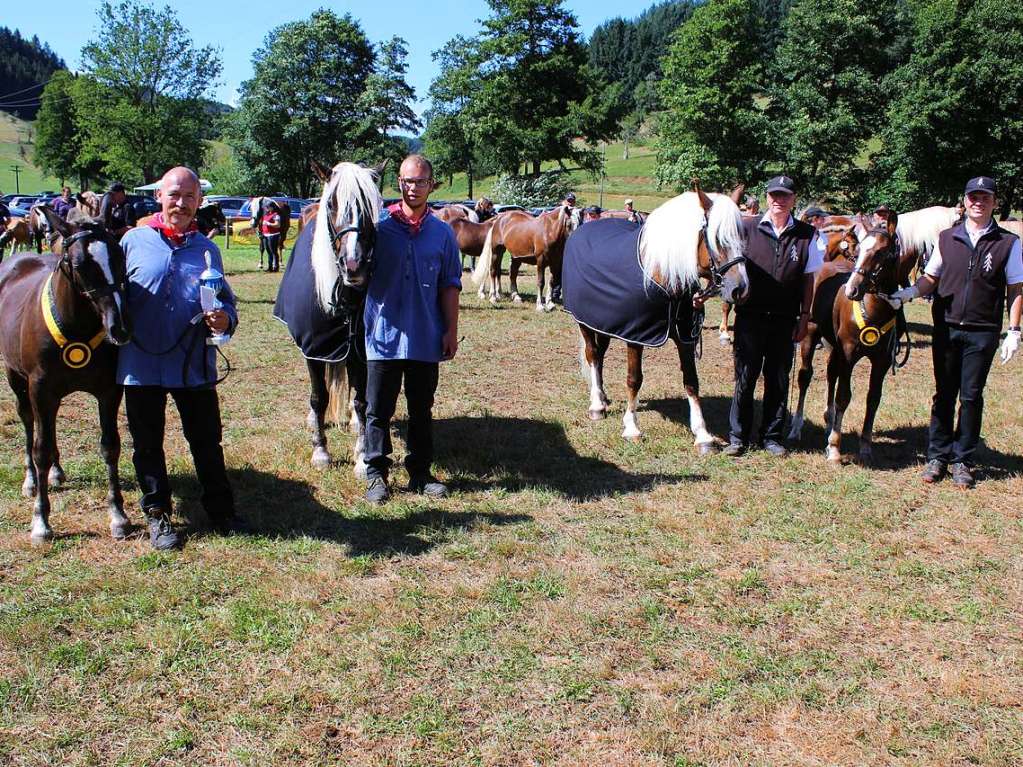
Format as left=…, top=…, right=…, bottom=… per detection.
left=563, top=218, right=683, bottom=347
left=273, top=221, right=353, bottom=362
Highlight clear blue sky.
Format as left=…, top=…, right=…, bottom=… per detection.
left=5, top=0, right=639, bottom=117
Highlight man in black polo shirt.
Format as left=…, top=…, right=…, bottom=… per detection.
left=886, top=176, right=1022, bottom=488
left=725, top=175, right=822, bottom=457
left=99, top=181, right=137, bottom=240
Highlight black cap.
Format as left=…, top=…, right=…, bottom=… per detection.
left=803, top=206, right=829, bottom=219
left=765, top=175, right=796, bottom=194
left=964, top=176, right=997, bottom=195
left=874, top=203, right=893, bottom=214
left=565, top=192, right=576, bottom=202
left=585, top=205, right=602, bottom=216
left=108, top=181, right=126, bottom=193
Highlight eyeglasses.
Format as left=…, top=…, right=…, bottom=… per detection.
left=400, top=177, right=433, bottom=188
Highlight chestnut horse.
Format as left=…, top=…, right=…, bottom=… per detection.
left=0, top=207, right=133, bottom=542
left=448, top=217, right=496, bottom=272
left=0, top=218, right=33, bottom=259
left=434, top=204, right=479, bottom=224
left=472, top=206, right=581, bottom=311
left=788, top=210, right=902, bottom=463
left=564, top=184, right=749, bottom=452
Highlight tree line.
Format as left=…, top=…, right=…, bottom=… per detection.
left=0, top=27, right=66, bottom=121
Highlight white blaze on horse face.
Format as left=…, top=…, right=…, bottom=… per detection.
left=856, top=235, right=877, bottom=268
left=344, top=210, right=360, bottom=274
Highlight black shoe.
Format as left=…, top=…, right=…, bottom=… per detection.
left=210, top=513, right=253, bottom=536
left=365, top=477, right=390, bottom=505
left=762, top=440, right=789, bottom=458
left=407, top=473, right=449, bottom=498
left=920, top=459, right=947, bottom=484
left=722, top=442, right=746, bottom=457
left=951, top=462, right=975, bottom=489
left=145, top=512, right=182, bottom=551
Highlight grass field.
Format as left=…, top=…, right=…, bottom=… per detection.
left=0, top=113, right=60, bottom=195
left=1, top=242, right=1022, bottom=766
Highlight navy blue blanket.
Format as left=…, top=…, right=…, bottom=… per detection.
left=563, top=218, right=680, bottom=347
left=273, top=221, right=353, bottom=362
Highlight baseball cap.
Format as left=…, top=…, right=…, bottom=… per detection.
left=108, top=181, right=126, bottom=193
left=874, top=203, right=892, bottom=214
left=585, top=205, right=602, bottom=216
left=803, top=206, right=829, bottom=219
left=624, top=198, right=634, bottom=206
left=765, top=175, right=796, bottom=194
left=565, top=192, right=576, bottom=202
left=964, top=176, right=997, bottom=195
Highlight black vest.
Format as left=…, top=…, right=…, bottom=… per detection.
left=933, top=223, right=1017, bottom=330
left=738, top=216, right=815, bottom=318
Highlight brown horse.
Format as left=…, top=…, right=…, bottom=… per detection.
left=788, top=210, right=901, bottom=463
left=250, top=197, right=292, bottom=270
left=472, top=206, right=581, bottom=311
left=433, top=204, right=478, bottom=224
left=0, top=218, right=33, bottom=259
left=448, top=217, right=496, bottom=272
left=566, top=184, right=749, bottom=452
left=137, top=200, right=226, bottom=238
left=75, top=191, right=101, bottom=218
left=0, top=207, right=133, bottom=543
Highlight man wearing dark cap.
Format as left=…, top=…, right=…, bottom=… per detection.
left=99, top=181, right=137, bottom=240
left=872, top=204, right=893, bottom=229
left=802, top=206, right=830, bottom=228
left=884, top=176, right=1022, bottom=488
left=584, top=205, right=602, bottom=222
left=725, top=175, right=822, bottom=457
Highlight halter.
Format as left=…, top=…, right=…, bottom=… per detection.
left=849, top=228, right=900, bottom=347
left=850, top=227, right=898, bottom=294
left=694, top=223, right=746, bottom=302
left=324, top=195, right=376, bottom=315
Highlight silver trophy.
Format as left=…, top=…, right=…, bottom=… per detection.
left=199, top=250, right=231, bottom=346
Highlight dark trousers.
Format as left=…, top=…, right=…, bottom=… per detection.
left=928, top=323, right=999, bottom=466
left=264, top=234, right=281, bottom=270
left=124, top=386, right=234, bottom=519
left=729, top=312, right=796, bottom=446
left=364, top=360, right=440, bottom=480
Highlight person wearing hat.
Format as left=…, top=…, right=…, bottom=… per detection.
left=624, top=198, right=639, bottom=223
left=884, top=176, right=1022, bottom=488
left=725, top=174, right=822, bottom=457
left=872, top=204, right=894, bottom=229
left=562, top=192, right=577, bottom=208
left=99, top=181, right=137, bottom=240
left=802, top=206, right=830, bottom=228
left=584, top=205, right=602, bottom=222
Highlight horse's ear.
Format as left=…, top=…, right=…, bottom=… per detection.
left=690, top=178, right=713, bottom=214
left=729, top=184, right=745, bottom=204
left=885, top=210, right=898, bottom=237
left=310, top=159, right=332, bottom=183
left=39, top=205, right=72, bottom=239
left=369, top=159, right=389, bottom=181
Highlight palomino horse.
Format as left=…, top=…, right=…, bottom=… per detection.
left=0, top=207, right=133, bottom=543
left=75, top=191, right=101, bottom=218
left=788, top=210, right=902, bottom=463
left=273, top=160, right=384, bottom=474
left=895, top=205, right=962, bottom=285
left=251, top=196, right=292, bottom=270
left=564, top=184, right=749, bottom=452
left=473, top=206, right=581, bottom=311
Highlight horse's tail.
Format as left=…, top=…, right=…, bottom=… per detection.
left=325, top=362, right=350, bottom=427
left=473, top=224, right=496, bottom=287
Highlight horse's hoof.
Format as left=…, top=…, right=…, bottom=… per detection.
left=30, top=527, right=53, bottom=545
left=697, top=442, right=719, bottom=456
left=826, top=449, right=843, bottom=464
left=489, top=297, right=499, bottom=306
left=512, top=294, right=523, bottom=304
left=110, top=519, right=132, bottom=540
left=48, top=466, right=66, bottom=487
left=623, top=433, right=642, bottom=443
left=311, top=448, right=331, bottom=469
left=21, top=480, right=36, bottom=498
left=588, top=409, right=606, bottom=421
left=353, top=460, right=368, bottom=480
left=543, top=303, right=556, bottom=313
left=858, top=450, right=874, bottom=466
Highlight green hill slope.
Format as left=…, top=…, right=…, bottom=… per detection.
left=0, top=112, right=60, bottom=194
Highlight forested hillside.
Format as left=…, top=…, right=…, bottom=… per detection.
left=0, top=27, right=66, bottom=120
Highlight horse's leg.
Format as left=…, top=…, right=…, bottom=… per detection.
left=622, top=344, right=644, bottom=441
left=491, top=246, right=505, bottom=303
left=579, top=327, right=610, bottom=420
left=348, top=349, right=369, bottom=480
left=8, top=370, right=36, bottom=498
left=307, top=359, right=331, bottom=468
left=97, top=387, right=130, bottom=539
left=535, top=261, right=548, bottom=312
left=787, top=328, right=818, bottom=441
left=28, top=385, right=57, bottom=542
left=719, top=302, right=733, bottom=345
left=826, top=353, right=852, bottom=464
left=673, top=337, right=717, bottom=454
left=510, top=258, right=523, bottom=303
left=858, top=354, right=888, bottom=465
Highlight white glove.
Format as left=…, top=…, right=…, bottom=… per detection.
left=881, top=285, right=919, bottom=310
left=1001, top=329, right=1021, bottom=365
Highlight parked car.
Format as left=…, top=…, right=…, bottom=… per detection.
left=9, top=196, right=42, bottom=209
left=493, top=204, right=528, bottom=215
left=125, top=194, right=160, bottom=218
left=237, top=197, right=311, bottom=220
left=206, top=196, right=249, bottom=218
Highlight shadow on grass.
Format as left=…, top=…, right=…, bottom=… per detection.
left=427, top=415, right=699, bottom=500
left=869, top=424, right=1023, bottom=478
left=169, top=468, right=529, bottom=556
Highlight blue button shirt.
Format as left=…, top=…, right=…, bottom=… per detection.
left=117, top=227, right=238, bottom=388
left=364, top=213, right=462, bottom=362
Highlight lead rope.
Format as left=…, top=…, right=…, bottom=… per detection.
left=890, top=307, right=911, bottom=375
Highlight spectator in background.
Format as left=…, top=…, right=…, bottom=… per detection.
left=260, top=201, right=283, bottom=272
left=624, top=198, right=639, bottom=223
left=51, top=187, right=74, bottom=220
left=584, top=205, right=602, bottom=222
left=100, top=182, right=137, bottom=240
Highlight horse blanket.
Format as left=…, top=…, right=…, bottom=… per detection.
left=273, top=221, right=353, bottom=362
left=563, top=218, right=681, bottom=347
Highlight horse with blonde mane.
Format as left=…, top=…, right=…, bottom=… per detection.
left=563, top=182, right=749, bottom=453
left=895, top=205, right=963, bottom=285
left=273, top=160, right=385, bottom=474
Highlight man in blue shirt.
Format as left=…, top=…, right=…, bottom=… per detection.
left=118, top=167, right=241, bottom=549
left=363, top=154, right=462, bottom=504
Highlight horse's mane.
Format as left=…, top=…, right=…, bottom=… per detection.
left=639, top=192, right=742, bottom=293
left=311, top=162, right=383, bottom=312
left=897, top=206, right=958, bottom=255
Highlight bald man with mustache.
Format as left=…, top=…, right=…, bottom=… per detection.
left=118, top=166, right=243, bottom=549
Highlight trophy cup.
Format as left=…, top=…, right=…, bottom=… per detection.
left=199, top=250, right=231, bottom=346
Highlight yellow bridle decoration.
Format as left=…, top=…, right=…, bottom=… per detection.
left=40, top=273, right=106, bottom=368
left=852, top=300, right=895, bottom=347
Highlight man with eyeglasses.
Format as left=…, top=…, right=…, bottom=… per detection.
left=362, top=154, right=462, bottom=504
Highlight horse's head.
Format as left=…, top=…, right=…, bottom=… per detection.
left=845, top=210, right=899, bottom=301
left=42, top=206, right=131, bottom=346
left=819, top=221, right=859, bottom=262
left=694, top=182, right=749, bottom=306
left=562, top=204, right=583, bottom=233
left=75, top=191, right=101, bottom=218
left=196, top=200, right=226, bottom=236
left=311, top=160, right=385, bottom=314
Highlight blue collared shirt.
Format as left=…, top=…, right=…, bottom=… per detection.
left=117, top=227, right=238, bottom=388
left=364, top=213, right=462, bottom=362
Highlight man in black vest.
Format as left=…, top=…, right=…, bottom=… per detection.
left=886, top=176, right=1022, bottom=488
left=725, top=175, right=821, bottom=457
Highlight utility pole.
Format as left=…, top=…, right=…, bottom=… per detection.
left=9, top=165, right=22, bottom=194
left=598, top=142, right=606, bottom=208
